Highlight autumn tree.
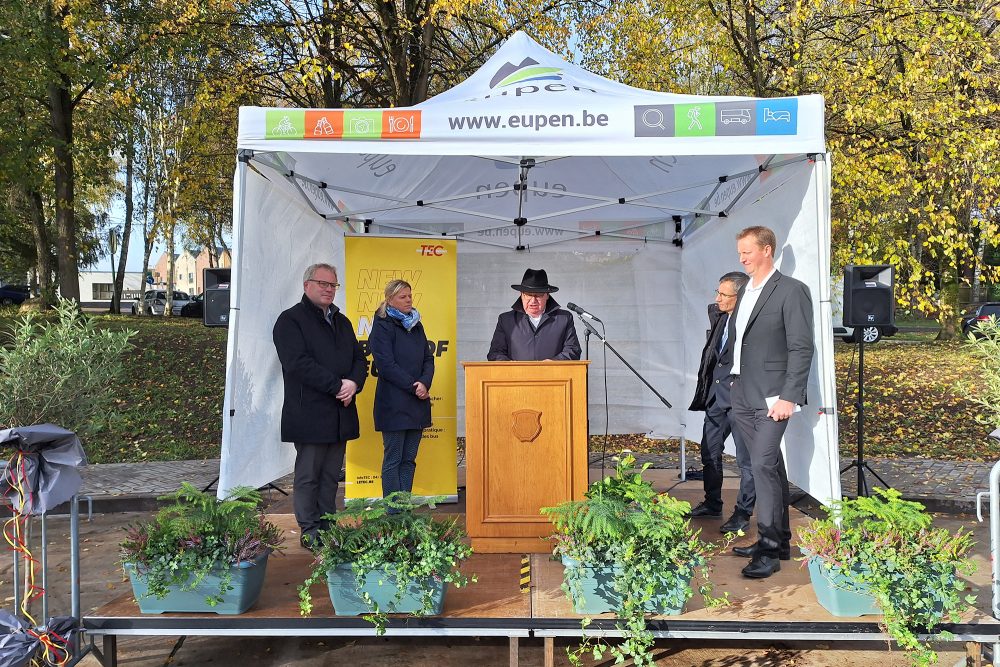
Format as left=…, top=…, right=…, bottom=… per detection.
left=245, top=0, right=580, bottom=108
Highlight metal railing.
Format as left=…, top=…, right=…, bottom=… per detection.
left=974, top=429, right=1000, bottom=662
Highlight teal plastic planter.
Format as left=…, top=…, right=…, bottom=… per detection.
left=126, top=550, right=270, bottom=614
left=326, top=565, right=446, bottom=616
left=560, top=556, right=691, bottom=615
left=806, top=556, right=880, bottom=617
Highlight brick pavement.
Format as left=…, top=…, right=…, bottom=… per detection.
left=74, top=453, right=995, bottom=515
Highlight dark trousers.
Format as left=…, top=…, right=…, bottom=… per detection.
left=730, top=379, right=791, bottom=558
left=293, top=441, right=346, bottom=542
left=701, top=397, right=756, bottom=515
left=381, top=429, right=423, bottom=497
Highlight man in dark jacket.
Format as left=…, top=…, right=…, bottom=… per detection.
left=487, top=268, right=581, bottom=361
left=688, top=271, right=755, bottom=534
left=273, top=263, right=367, bottom=551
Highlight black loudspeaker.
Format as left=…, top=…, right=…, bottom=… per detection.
left=203, top=267, right=232, bottom=327
left=204, top=289, right=230, bottom=327
left=844, top=265, right=894, bottom=327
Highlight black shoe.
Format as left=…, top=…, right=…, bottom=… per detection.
left=732, top=542, right=792, bottom=560
left=720, top=511, right=751, bottom=534
left=742, top=555, right=781, bottom=578
left=300, top=533, right=321, bottom=554
left=687, top=502, right=723, bottom=518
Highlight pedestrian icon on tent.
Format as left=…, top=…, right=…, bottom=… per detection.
left=687, top=107, right=703, bottom=131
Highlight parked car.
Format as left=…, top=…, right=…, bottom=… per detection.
left=0, top=284, right=31, bottom=306
left=833, top=322, right=898, bottom=344
left=131, top=290, right=191, bottom=315
left=961, top=302, right=1000, bottom=339
left=179, top=292, right=204, bottom=318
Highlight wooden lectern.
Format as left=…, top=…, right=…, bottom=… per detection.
left=462, top=361, right=589, bottom=553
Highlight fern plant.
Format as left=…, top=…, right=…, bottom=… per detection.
left=798, top=487, right=976, bottom=667
left=298, top=492, right=474, bottom=634
left=542, top=455, right=728, bottom=667
left=120, top=483, right=285, bottom=605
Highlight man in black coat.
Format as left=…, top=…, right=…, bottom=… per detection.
left=487, top=268, right=581, bottom=361
left=273, top=263, right=367, bottom=551
left=688, top=271, right=755, bottom=534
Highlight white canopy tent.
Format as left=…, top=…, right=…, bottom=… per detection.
left=223, top=32, right=840, bottom=505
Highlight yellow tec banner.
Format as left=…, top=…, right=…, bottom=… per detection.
left=344, top=236, right=457, bottom=500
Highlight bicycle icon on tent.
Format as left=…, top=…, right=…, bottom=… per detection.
left=272, top=116, right=297, bottom=135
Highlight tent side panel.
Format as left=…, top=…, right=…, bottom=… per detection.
left=680, top=159, right=840, bottom=506
left=219, top=166, right=348, bottom=494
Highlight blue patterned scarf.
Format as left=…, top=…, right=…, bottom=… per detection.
left=386, top=306, right=420, bottom=331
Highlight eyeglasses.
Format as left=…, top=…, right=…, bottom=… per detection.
left=308, top=279, right=340, bottom=290
left=522, top=293, right=547, bottom=301
left=714, top=289, right=737, bottom=298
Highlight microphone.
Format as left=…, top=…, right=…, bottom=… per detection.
left=566, top=302, right=603, bottom=324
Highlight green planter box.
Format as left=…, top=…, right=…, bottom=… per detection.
left=126, top=551, right=270, bottom=614
left=807, top=555, right=954, bottom=618
left=806, top=556, right=881, bottom=617
left=561, top=556, right=691, bottom=615
left=326, top=564, right=446, bottom=616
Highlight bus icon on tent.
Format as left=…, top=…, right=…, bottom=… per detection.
left=720, top=109, right=751, bottom=125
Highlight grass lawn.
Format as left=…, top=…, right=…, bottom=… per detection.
left=1, top=309, right=997, bottom=464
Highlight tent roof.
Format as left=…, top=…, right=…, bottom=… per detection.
left=236, top=32, right=825, bottom=157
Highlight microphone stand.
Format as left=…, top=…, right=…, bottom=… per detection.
left=576, top=316, right=672, bottom=409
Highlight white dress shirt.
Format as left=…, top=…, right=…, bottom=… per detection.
left=730, top=266, right=777, bottom=375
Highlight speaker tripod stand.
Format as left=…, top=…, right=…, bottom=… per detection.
left=840, top=338, right=889, bottom=496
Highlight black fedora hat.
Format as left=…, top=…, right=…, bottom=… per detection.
left=511, top=268, right=559, bottom=293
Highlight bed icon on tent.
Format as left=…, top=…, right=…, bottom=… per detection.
left=764, top=107, right=792, bottom=123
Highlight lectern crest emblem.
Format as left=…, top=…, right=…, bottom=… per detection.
left=511, top=409, right=542, bottom=443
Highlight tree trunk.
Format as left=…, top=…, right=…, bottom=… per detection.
left=50, top=78, right=79, bottom=302
left=166, top=223, right=176, bottom=317
left=47, top=0, right=79, bottom=303
left=27, top=188, right=52, bottom=307
left=113, top=135, right=135, bottom=314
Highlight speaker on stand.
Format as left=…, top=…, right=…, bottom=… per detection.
left=203, top=267, right=231, bottom=328
left=841, top=265, right=894, bottom=496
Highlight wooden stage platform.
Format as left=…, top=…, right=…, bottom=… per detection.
left=83, top=472, right=1000, bottom=666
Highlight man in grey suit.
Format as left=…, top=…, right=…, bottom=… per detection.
left=725, top=226, right=814, bottom=579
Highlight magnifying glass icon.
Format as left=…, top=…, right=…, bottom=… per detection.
left=642, top=108, right=666, bottom=130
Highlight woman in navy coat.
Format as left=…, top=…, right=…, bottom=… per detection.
left=369, top=279, right=434, bottom=498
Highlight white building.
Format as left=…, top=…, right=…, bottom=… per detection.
left=78, top=271, right=144, bottom=307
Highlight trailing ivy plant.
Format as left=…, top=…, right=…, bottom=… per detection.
left=298, top=492, right=475, bottom=634
left=798, top=487, right=976, bottom=667
left=541, top=455, right=729, bottom=667
left=120, top=483, right=285, bottom=606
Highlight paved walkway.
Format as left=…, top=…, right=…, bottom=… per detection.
left=75, top=453, right=996, bottom=515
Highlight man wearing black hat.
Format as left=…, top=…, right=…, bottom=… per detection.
left=487, top=268, right=581, bottom=361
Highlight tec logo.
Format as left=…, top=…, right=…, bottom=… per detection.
left=417, top=244, right=446, bottom=256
